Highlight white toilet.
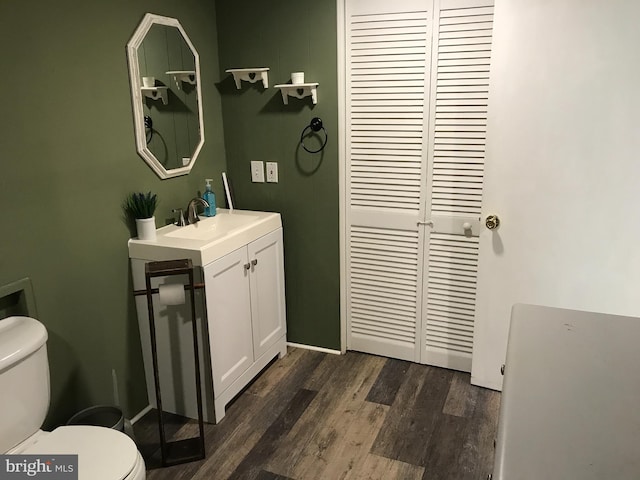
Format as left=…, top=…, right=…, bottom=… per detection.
left=0, top=316, right=146, bottom=479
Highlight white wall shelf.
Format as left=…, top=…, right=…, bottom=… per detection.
left=274, top=83, right=319, bottom=105
left=166, top=70, right=196, bottom=90
left=141, top=86, right=169, bottom=105
left=226, top=68, right=269, bottom=89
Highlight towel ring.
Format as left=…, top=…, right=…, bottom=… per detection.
left=300, top=117, right=328, bottom=154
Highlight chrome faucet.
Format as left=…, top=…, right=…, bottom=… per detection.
left=172, top=208, right=187, bottom=226
left=186, top=197, right=209, bottom=224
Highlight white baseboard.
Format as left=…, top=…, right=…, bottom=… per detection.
left=129, top=404, right=153, bottom=425
left=287, top=342, right=342, bottom=355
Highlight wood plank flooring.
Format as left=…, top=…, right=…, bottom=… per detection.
left=133, top=348, right=500, bottom=480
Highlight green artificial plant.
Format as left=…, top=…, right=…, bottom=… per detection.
left=124, top=191, right=158, bottom=219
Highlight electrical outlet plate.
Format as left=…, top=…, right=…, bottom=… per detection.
left=251, top=161, right=265, bottom=183
left=266, top=162, right=278, bottom=183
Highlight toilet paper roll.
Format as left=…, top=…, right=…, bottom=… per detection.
left=158, top=283, right=186, bottom=306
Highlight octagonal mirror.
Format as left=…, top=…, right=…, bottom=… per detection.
left=126, top=13, right=204, bottom=179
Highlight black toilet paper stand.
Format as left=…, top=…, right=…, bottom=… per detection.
left=134, top=258, right=206, bottom=467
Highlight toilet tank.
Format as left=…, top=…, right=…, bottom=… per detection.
left=0, top=316, right=50, bottom=453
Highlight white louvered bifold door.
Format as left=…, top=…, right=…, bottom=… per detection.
left=420, top=0, right=493, bottom=371
left=344, top=0, right=493, bottom=370
left=345, top=0, right=432, bottom=362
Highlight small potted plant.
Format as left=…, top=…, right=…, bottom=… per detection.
left=124, top=191, right=158, bottom=241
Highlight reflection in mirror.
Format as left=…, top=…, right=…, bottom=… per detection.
left=127, top=14, right=204, bottom=179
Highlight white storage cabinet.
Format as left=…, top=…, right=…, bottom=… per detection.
left=130, top=214, right=287, bottom=424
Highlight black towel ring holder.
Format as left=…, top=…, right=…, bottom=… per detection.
left=300, top=117, right=328, bottom=154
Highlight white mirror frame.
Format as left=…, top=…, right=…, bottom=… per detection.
left=126, top=13, right=205, bottom=179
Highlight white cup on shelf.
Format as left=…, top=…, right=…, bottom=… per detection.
left=142, top=76, right=155, bottom=87
left=291, top=72, right=305, bottom=84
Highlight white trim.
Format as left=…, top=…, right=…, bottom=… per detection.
left=287, top=342, right=342, bottom=355
left=337, top=0, right=347, bottom=354
left=129, top=404, right=153, bottom=425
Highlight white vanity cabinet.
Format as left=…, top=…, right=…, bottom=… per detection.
left=128, top=209, right=287, bottom=424
left=204, top=228, right=286, bottom=420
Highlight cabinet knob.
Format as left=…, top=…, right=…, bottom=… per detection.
left=251, top=259, right=258, bottom=266
left=243, top=263, right=251, bottom=271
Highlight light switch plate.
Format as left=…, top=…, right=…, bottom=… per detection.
left=266, top=162, right=278, bottom=183
left=250, top=161, right=265, bottom=183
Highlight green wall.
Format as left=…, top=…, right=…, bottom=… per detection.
left=0, top=0, right=341, bottom=428
left=215, top=1, right=341, bottom=350
left=0, top=0, right=227, bottom=426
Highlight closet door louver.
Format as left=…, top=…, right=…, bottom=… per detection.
left=421, top=0, right=494, bottom=371
left=349, top=226, right=420, bottom=360
left=344, top=0, right=493, bottom=370
left=349, top=9, right=430, bottom=213
left=345, top=0, right=431, bottom=362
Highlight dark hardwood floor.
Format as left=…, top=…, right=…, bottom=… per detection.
left=133, top=348, right=500, bottom=479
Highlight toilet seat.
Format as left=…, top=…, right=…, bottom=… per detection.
left=22, top=425, right=144, bottom=480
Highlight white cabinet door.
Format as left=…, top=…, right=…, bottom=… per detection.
left=248, top=228, right=286, bottom=359
left=204, top=247, right=254, bottom=394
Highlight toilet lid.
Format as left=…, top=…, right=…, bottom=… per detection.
left=23, top=426, right=138, bottom=480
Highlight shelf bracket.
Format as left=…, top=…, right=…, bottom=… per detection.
left=166, top=71, right=197, bottom=91
left=141, top=86, right=169, bottom=105
left=226, top=68, right=270, bottom=89
left=274, top=83, right=319, bottom=105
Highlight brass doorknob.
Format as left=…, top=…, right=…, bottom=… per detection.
left=485, top=215, right=500, bottom=230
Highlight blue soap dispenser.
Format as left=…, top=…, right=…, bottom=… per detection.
left=203, top=179, right=216, bottom=217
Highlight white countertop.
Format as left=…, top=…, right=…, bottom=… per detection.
left=128, top=208, right=281, bottom=266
